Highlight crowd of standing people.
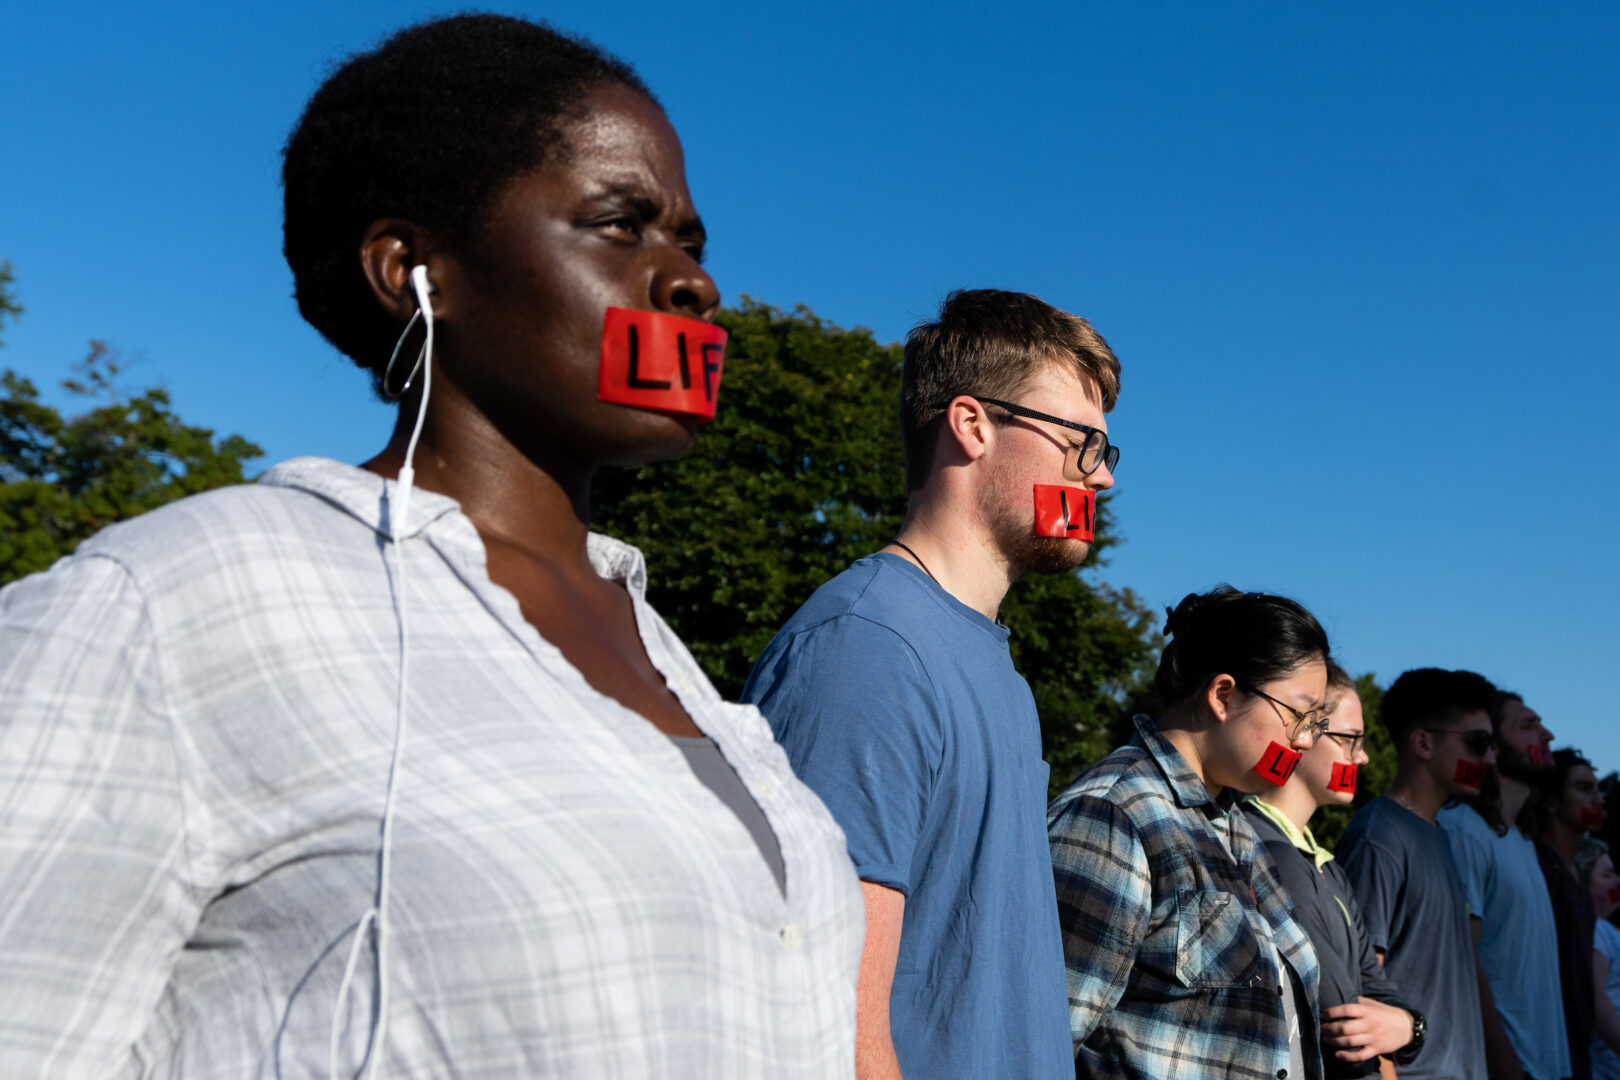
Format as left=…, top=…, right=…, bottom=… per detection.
left=1, top=12, right=1616, bottom=1080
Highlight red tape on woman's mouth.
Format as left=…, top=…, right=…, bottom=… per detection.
left=598, top=307, right=727, bottom=421
left=1526, top=744, right=1554, bottom=767
left=1254, top=741, right=1302, bottom=786
left=1455, top=759, right=1487, bottom=789
left=1032, top=484, right=1095, bottom=540
left=1328, top=762, right=1358, bottom=794
left=1581, top=806, right=1604, bottom=830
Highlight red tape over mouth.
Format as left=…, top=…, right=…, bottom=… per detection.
left=1254, top=741, right=1302, bottom=786
left=1454, top=759, right=1487, bottom=789
left=598, top=307, right=728, bottom=421
left=1526, top=744, right=1554, bottom=767
left=1032, top=484, right=1095, bottom=540
left=1327, top=762, right=1358, bottom=794
left=1581, top=806, right=1605, bottom=830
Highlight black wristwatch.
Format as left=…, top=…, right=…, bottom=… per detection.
left=1394, top=1009, right=1426, bottom=1066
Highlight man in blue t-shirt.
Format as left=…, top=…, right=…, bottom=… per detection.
left=1438, top=690, right=1569, bottom=1080
left=743, top=289, right=1122, bottom=1080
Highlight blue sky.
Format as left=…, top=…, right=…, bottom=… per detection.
left=4, top=2, right=1616, bottom=771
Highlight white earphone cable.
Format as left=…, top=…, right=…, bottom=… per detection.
left=329, top=263, right=434, bottom=1080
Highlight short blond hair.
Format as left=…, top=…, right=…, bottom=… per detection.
left=900, top=289, right=1120, bottom=490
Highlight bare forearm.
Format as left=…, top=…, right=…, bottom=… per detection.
left=856, top=881, right=907, bottom=1080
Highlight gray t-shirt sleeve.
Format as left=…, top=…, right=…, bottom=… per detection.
left=1338, top=835, right=1402, bottom=954
left=1437, top=816, right=1491, bottom=920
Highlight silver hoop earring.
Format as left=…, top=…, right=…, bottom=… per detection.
left=382, top=309, right=425, bottom=399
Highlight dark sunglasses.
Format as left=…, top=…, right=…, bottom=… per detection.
left=1422, top=727, right=1497, bottom=757
left=974, top=397, right=1121, bottom=477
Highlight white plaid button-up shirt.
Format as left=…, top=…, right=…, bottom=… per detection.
left=0, top=457, right=863, bottom=1078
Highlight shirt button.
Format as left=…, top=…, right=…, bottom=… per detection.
left=780, top=923, right=804, bottom=950
left=753, top=779, right=775, bottom=799
left=1277, top=1070, right=1288, bottom=1079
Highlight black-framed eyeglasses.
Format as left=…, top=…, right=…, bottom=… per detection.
left=974, top=397, right=1121, bottom=477
left=1242, top=684, right=1330, bottom=745
left=1422, top=727, right=1497, bottom=757
left=1323, top=730, right=1367, bottom=757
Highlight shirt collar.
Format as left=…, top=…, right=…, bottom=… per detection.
left=1132, top=714, right=1239, bottom=815
left=1248, top=797, right=1335, bottom=870
left=257, top=456, right=649, bottom=593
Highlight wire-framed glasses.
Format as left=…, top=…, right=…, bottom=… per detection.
left=1323, top=730, right=1367, bottom=756
left=974, top=397, right=1121, bottom=477
left=1243, top=685, right=1330, bottom=745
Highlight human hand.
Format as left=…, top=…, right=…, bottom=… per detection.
left=1321, top=998, right=1414, bottom=1062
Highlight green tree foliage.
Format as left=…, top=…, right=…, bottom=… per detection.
left=1, top=340, right=263, bottom=586
left=592, top=298, right=1162, bottom=793
left=0, top=260, right=21, bottom=344
left=1315, top=673, right=1398, bottom=849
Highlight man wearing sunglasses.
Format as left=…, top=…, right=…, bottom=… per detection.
left=1337, top=668, right=1498, bottom=1080
left=1439, top=693, right=1569, bottom=1080
left=743, top=289, right=1120, bottom=1080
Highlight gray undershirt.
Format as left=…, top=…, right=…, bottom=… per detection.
left=670, top=735, right=787, bottom=895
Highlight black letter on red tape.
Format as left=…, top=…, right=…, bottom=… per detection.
left=1254, top=741, right=1301, bottom=786
left=1059, top=490, right=1093, bottom=534
left=676, top=333, right=692, bottom=389
left=1327, top=762, right=1358, bottom=793
left=1454, top=759, right=1487, bottom=788
left=626, top=325, right=672, bottom=391
left=702, top=344, right=723, bottom=401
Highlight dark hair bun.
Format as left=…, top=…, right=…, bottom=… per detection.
left=1162, top=591, right=1206, bottom=637
left=1154, top=585, right=1330, bottom=708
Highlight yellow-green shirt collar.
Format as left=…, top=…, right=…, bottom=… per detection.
left=1249, top=797, right=1335, bottom=871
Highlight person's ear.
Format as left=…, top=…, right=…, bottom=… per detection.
left=1205, top=674, right=1237, bottom=723
left=360, top=220, right=445, bottom=323
left=1408, top=727, right=1434, bottom=763
left=940, top=395, right=994, bottom=465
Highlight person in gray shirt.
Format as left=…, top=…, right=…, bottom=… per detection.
left=1338, top=668, right=1496, bottom=1080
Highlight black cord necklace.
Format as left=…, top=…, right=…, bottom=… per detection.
left=889, top=539, right=942, bottom=588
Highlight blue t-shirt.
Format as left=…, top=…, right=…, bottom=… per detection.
left=742, top=553, right=1072, bottom=1080
left=1337, top=797, right=1486, bottom=1080
left=1438, top=804, right=1570, bottom=1080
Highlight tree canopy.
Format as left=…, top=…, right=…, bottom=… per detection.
left=0, top=279, right=263, bottom=585
left=591, top=298, right=1163, bottom=793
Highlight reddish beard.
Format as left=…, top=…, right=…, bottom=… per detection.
left=982, top=472, right=1091, bottom=578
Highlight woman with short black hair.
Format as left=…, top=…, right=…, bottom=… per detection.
left=0, top=15, right=862, bottom=1077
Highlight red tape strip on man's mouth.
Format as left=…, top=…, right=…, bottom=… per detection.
left=1254, top=741, right=1301, bottom=786
left=1032, top=484, right=1095, bottom=540
left=1327, top=762, right=1358, bottom=794
left=598, top=307, right=728, bottom=421
left=1454, top=759, right=1487, bottom=789
left=1526, top=744, right=1554, bottom=767
left=1581, top=806, right=1604, bottom=830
